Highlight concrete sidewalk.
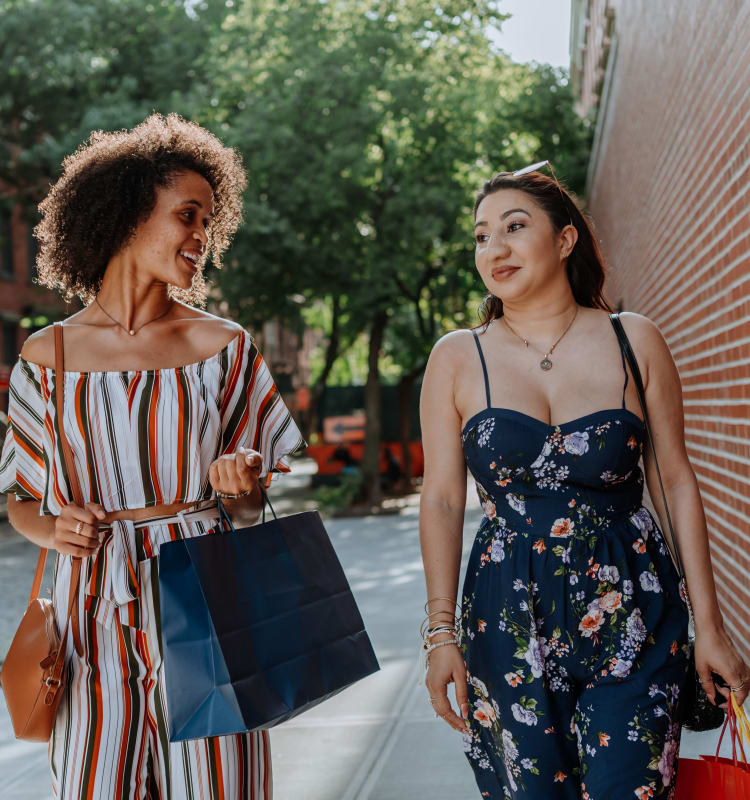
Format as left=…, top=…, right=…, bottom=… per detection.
left=0, top=467, right=738, bottom=799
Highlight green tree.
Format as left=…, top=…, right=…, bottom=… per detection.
left=0, top=0, right=228, bottom=207
left=208, top=0, right=591, bottom=505
left=208, top=0, right=511, bottom=503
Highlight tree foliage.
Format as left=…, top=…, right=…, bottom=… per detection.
left=1, top=0, right=593, bottom=502
left=203, top=0, right=589, bottom=364
left=0, top=0, right=227, bottom=204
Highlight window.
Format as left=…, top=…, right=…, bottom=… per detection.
left=28, top=226, right=38, bottom=284
left=2, top=320, right=17, bottom=365
left=0, top=210, right=13, bottom=279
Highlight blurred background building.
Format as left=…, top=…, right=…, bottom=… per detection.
left=0, top=199, right=70, bottom=413
left=571, top=0, right=750, bottom=658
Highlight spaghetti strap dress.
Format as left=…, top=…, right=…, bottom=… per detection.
left=0, top=329, right=306, bottom=800
left=458, top=323, right=690, bottom=800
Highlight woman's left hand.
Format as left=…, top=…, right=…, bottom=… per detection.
left=209, top=446, right=262, bottom=497
left=694, top=625, right=750, bottom=708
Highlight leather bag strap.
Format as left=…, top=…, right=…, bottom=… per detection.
left=28, top=548, right=47, bottom=604
left=52, top=322, right=85, bottom=662
left=609, top=313, right=686, bottom=580
left=54, top=324, right=85, bottom=505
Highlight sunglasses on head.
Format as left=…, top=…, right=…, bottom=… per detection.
left=512, top=159, right=573, bottom=228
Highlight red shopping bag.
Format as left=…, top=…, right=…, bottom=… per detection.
left=675, top=694, right=750, bottom=799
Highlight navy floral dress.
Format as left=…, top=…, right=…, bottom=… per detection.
left=459, top=327, right=690, bottom=800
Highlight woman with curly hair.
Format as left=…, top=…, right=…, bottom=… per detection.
left=0, top=113, right=305, bottom=798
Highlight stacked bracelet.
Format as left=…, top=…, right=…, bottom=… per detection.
left=425, top=625, right=456, bottom=639
left=417, top=596, right=462, bottom=678
left=423, top=638, right=459, bottom=657
left=216, top=488, right=253, bottom=500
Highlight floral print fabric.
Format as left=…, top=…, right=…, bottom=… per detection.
left=460, top=406, right=689, bottom=800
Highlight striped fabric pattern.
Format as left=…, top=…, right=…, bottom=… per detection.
left=50, top=519, right=273, bottom=800
left=0, top=329, right=306, bottom=513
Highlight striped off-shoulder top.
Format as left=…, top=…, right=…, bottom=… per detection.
left=0, top=329, right=307, bottom=515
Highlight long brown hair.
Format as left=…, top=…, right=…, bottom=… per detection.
left=472, top=170, right=613, bottom=329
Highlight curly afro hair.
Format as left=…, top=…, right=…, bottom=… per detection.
left=35, top=113, right=247, bottom=305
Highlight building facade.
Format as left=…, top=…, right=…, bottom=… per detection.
left=571, top=0, right=750, bottom=658
left=0, top=200, right=72, bottom=413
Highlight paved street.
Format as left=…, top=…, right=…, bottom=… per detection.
left=0, top=463, right=735, bottom=798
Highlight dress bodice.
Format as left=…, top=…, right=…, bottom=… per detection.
left=460, top=326, right=648, bottom=538
left=462, top=407, right=647, bottom=538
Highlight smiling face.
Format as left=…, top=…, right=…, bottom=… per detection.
left=474, top=188, right=575, bottom=302
left=123, top=170, right=215, bottom=290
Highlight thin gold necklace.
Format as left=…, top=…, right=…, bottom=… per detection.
left=95, top=297, right=174, bottom=336
left=502, top=306, right=579, bottom=371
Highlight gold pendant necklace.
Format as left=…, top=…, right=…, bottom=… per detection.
left=502, top=306, right=579, bottom=371
left=95, top=297, right=174, bottom=336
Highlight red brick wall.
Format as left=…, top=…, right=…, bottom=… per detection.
left=585, top=0, right=750, bottom=656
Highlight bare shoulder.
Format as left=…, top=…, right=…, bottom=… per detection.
left=617, top=311, right=669, bottom=352
left=170, top=304, right=247, bottom=351
left=20, top=307, right=247, bottom=370
left=20, top=305, right=102, bottom=366
left=428, top=328, right=477, bottom=373
left=19, top=324, right=56, bottom=366
left=422, top=329, right=482, bottom=420
left=617, top=311, right=676, bottom=388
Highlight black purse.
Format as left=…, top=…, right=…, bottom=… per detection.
left=610, top=313, right=725, bottom=731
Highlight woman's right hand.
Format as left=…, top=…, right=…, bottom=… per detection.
left=425, top=640, right=470, bottom=733
left=53, top=502, right=107, bottom=558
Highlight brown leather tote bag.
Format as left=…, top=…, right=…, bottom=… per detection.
left=0, top=323, right=84, bottom=741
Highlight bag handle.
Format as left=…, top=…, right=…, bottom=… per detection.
left=216, top=484, right=277, bottom=533
left=608, top=313, right=685, bottom=580
left=24, top=323, right=86, bottom=700
left=54, top=324, right=86, bottom=509
left=730, top=693, right=750, bottom=764
left=49, top=322, right=86, bottom=669
left=714, top=693, right=749, bottom=767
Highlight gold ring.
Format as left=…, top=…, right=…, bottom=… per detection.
left=75, top=521, right=83, bottom=535
left=729, top=680, right=746, bottom=692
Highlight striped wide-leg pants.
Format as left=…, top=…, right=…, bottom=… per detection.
left=49, top=517, right=272, bottom=799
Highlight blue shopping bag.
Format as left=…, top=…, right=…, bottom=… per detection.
left=158, top=494, right=380, bottom=742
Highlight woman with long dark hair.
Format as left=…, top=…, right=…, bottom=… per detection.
left=0, top=113, right=305, bottom=798
left=418, top=165, right=748, bottom=798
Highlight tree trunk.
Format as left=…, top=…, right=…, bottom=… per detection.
left=362, top=310, right=388, bottom=507
left=397, top=364, right=425, bottom=489
left=302, top=295, right=341, bottom=442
